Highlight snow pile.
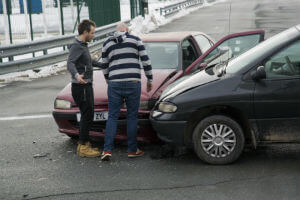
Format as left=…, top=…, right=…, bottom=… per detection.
left=0, top=61, right=66, bottom=87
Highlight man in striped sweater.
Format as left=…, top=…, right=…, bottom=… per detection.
left=101, top=23, right=153, bottom=161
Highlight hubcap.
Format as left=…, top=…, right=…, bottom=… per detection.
left=200, top=124, right=236, bottom=158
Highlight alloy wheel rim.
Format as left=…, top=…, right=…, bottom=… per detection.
left=200, top=124, right=236, bottom=158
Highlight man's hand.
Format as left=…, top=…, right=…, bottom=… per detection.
left=77, top=74, right=87, bottom=84
left=147, top=82, right=152, bottom=92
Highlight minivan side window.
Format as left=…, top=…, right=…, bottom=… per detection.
left=203, top=34, right=261, bottom=64
left=264, top=40, right=300, bottom=79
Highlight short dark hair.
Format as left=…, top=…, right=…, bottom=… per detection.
left=78, top=19, right=96, bottom=35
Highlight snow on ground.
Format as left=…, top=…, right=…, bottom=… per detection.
left=0, top=61, right=66, bottom=87
left=0, top=0, right=226, bottom=87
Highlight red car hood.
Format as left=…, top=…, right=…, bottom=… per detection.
left=56, top=69, right=177, bottom=105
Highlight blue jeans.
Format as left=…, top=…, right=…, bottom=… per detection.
left=104, top=81, right=141, bottom=153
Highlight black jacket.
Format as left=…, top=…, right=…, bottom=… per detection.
left=67, top=38, right=102, bottom=83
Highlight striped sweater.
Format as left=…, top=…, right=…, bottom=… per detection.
left=101, top=31, right=153, bottom=82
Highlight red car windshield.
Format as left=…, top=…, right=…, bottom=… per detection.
left=143, top=42, right=179, bottom=69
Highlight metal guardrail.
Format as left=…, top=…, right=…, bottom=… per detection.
left=0, top=20, right=130, bottom=75
left=160, top=0, right=204, bottom=17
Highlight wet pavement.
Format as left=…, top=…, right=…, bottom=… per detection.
left=1, top=0, right=300, bottom=199
left=154, top=0, right=300, bottom=40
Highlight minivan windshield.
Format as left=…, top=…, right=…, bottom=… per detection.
left=226, top=27, right=299, bottom=74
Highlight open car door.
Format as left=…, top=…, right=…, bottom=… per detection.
left=185, top=30, right=265, bottom=74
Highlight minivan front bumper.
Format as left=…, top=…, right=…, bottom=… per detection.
left=150, top=114, right=187, bottom=145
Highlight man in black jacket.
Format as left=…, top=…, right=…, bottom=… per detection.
left=67, top=19, right=102, bottom=157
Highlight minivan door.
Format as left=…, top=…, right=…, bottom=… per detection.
left=185, top=30, right=265, bottom=74
left=253, top=39, right=300, bottom=142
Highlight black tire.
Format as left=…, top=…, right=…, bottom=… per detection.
left=192, top=115, right=245, bottom=165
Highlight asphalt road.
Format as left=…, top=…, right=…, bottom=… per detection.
left=1, top=0, right=300, bottom=199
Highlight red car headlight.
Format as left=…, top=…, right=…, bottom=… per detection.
left=54, top=99, right=71, bottom=109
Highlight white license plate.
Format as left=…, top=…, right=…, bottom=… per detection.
left=76, top=111, right=108, bottom=122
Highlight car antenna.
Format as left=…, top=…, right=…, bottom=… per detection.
left=228, top=0, right=232, bottom=36
left=223, top=0, right=232, bottom=75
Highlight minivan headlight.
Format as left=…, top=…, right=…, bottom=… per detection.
left=54, top=99, right=71, bottom=109
left=158, top=102, right=177, bottom=113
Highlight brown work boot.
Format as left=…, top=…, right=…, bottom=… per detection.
left=77, top=142, right=99, bottom=152
left=86, top=141, right=99, bottom=151
left=77, top=143, right=100, bottom=158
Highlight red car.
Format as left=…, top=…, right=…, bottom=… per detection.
left=53, top=30, right=264, bottom=142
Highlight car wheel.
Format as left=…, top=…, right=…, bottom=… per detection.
left=192, top=115, right=245, bottom=164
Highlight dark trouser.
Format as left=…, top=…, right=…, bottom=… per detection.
left=71, top=83, right=94, bottom=144
left=104, top=81, right=141, bottom=153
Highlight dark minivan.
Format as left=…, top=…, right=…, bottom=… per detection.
left=150, top=24, right=300, bottom=164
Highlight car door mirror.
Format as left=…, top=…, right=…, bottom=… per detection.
left=197, top=62, right=207, bottom=70
left=219, top=46, right=229, bottom=54
left=251, top=66, right=266, bottom=81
